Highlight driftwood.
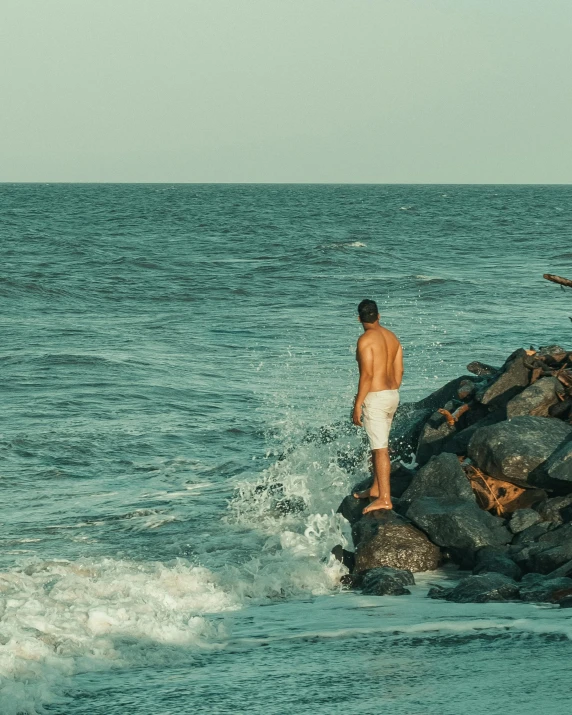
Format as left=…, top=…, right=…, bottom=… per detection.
left=544, top=273, right=572, bottom=289
left=437, top=403, right=470, bottom=427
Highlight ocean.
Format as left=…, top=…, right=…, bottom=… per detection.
left=1, top=183, right=572, bottom=714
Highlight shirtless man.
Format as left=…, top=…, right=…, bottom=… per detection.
left=352, top=299, right=403, bottom=513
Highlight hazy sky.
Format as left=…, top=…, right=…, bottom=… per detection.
left=1, top=0, right=571, bottom=182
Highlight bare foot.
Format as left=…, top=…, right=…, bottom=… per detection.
left=353, top=488, right=379, bottom=500
left=363, top=497, right=393, bottom=514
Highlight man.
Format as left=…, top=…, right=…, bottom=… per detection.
left=352, top=299, right=403, bottom=513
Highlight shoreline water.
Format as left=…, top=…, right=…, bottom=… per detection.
left=2, top=183, right=572, bottom=713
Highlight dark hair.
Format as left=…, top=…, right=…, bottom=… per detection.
left=358, top=299, right=378, bottom=323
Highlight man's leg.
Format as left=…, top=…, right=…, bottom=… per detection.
left=363, top=447, right=392, bottom=513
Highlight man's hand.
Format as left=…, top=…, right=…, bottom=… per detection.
left=352, top=405, right=363, bottom=427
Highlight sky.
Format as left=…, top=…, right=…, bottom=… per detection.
left=1, top=0, right=571, bottom=183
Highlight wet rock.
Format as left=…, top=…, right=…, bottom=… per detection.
left=468, top=415, right=572, bottom=488
left=535, top=494, right=572, bottom=526
left=360, top=566, right=415, bottom=596
left=416, top=411, right=457, bottom=466
left=514, top=523, right=572, bottom=573
left=467, top=361, right=500, bottom=377
left=477, top=351, right=530, bottom=409
left=406, top=496, right=511, bottom=565
left=441, top=411, right=504, bottom=457
left=389, top=404, right=432, bottom=460
left=428, top=572, right=519, bottom=603
left=519, top=573, right=572, bottom=603
left=402, top=453, right=473, bottom=503
left=389, top=463, right=416, bottom=498
left=331, top=544, right=355, bottom=572
left=509, top=521, right=553, bottom=547
left=509, top=509, right=541, bottom=534
left=538, top=441, right=572, bottom=493
left=337, top=493, right=369, bottom=526
left=415, top=376, right=478, bottom=412
left=457, top=379, right=476, bottom=400
left=353, top=510, right=441, bottom=574
left=506, top=377, right=564, bottom=419
left=472, top=547, right=522, bottom=581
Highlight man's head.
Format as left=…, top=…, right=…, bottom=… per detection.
left=358, top=299, right=379, bottom=325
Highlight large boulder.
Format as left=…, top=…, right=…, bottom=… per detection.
left=476, top=351, right=530, bottom=409
left=468, top=416, right=572, bottom=489
left=352, top=510, right=441, bottom=574
left=360, top=567, right=415, bottom=596
left=406, top=496, right=511, bottom=565
left=428, top=573, right=519, bottom=603
left=415, top=376, right=478, bottom=412
left=441, top=411, right=504, bottom=457
left=401, top=452, right=473, bottom=503
left=506, top=377, right=564, bottom=419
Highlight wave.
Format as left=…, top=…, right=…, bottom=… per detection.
left=0, top=557, right=237, bottom=715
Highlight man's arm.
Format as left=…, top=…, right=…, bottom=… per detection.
left=394, top=343, right=404, bottom=388
left=353, top=340, right=373, bottom=426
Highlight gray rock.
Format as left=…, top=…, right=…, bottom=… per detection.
left=429, top=573, right=519, bottom=603
left=513, top=523, right=572, bottom=573
left=472, top=547, right=522, bottom=581
left=506, top=377, right=564, bottom=419
left=510, top=521, right=553, bottom=547
left=360, top=567, right=415, bottom=596
left=535, top=494, right=572, bottom=526
left=467, top=415, right=572, bottom=488
left=510, top=509, right=541, bottom=534
left=402, top=452, right=473, bottom=503
left=389, top=404, right=432, bottom=460
left=539, top=440, right=572, bottom=492
left=477, top=352, right=530, bottom=409
left=467, top=361, right=500, bottom=377
left=415, top=376, right=478, bottom=412
left=415, top=412, right=457, bottom=466
left=353, top=510, right=441, bottom=574
left=406, top=496, right=511, bottom=565
left=441, top=411, right=505, bottom=457
left=519, top=575, right=572, bottom=603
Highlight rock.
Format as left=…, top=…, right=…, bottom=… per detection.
left=352, top=510, right=441, bottom=574
left=415, top=411, right=457, bottom=465
left=477, top=351, right=530, bottom=409
left=558, top=596, right=572, bottom=608
left=441, top=411, right=505, bottom=457
left=415, top=376, right=478, bottom=412
left=457, top=379, right=476, bottom=400
left=545, top=558, right=572, bottom=579
left=506, top=377, right=564, bottom=419
left=360, top=566, right=415, bottom=596
left=337, top=493, right=367, bottom=526
left=538, top=441, right=572, bottom=493
left=406, top=496, right=511, bottom=565
left=389, top=404, right=432, bottom=460
left=468, top=415, right=572, bottom=488
left=389, top=463, right=417, bottom=498
left=535, top=494, right=572, bottom=526
left=331, top=545, right=355, bottom=572
left=519, top=574, right=572, bottom=603
left=509, top=521, right=553, bottom=547
left=467, top=361, right=500, bottom=377
left=429, top=573, right=519, bottom=603
left=514, top=523, right=572, bottom=573
left=472, top=547, right=522, bottom=581
left=510, top=509, right=541, bottom=534
left=401, top=453, right=473, bottom=503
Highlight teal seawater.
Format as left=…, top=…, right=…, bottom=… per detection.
left=1, top=184, right=572, bottom=714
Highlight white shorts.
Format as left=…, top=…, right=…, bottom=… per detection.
left=362, top=389, right=400, bottom=450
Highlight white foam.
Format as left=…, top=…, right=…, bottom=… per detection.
left=0, top=557, right=237, bottom=714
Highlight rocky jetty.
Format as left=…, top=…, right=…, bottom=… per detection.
left=335, top=345, right=572, bottom=605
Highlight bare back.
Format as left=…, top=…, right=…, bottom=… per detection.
left=356, top=325, right=403, bottom=391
